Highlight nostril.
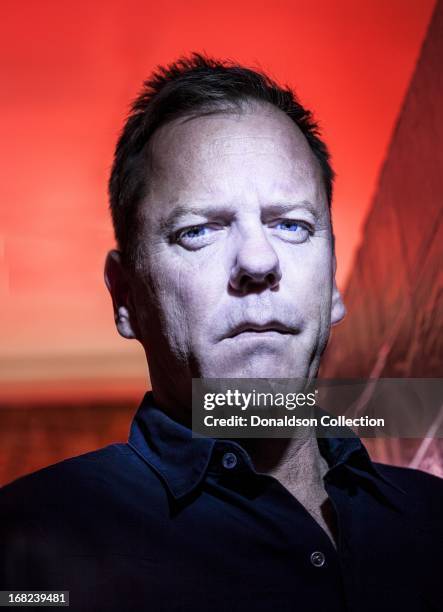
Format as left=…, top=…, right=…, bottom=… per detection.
left=238, top=275, right=249, bottom=291
left=236, top=272, right=279, bottom=293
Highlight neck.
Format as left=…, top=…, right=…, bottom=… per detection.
left=150, top=378, right=338, bottom=545
left=238, top=434, right=338, bottom=547
left=238, top=433, right=326, bottom=485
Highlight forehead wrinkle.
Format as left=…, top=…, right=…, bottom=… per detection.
left=149, top=108, right=320, bottom=189
left=205, top=135, right=282, bottom=159
left=151, top=105, right=311, bottom=163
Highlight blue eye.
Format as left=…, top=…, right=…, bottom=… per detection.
left=176, top=224, right=220, bottom=250
left=271, top=220, right=311, bottom=243
left=181, top=225, right=210, bottom=239
left=276, top=220, right=301, bottom=232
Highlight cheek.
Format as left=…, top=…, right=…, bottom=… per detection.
left=166, top=249, right=225, bottom=310
left=282, top=245, right=333, bottom=301
left=301, top=256, right=334, bottom=347
left=134, top=249, right=192, bottom=346
left=152, top=258, right=216, bottom=344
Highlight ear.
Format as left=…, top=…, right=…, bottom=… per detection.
left=330, top=254, right=346, bottom=326
left=104, top=250, right=138, bottom=340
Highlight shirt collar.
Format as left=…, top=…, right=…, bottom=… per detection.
left=128, top=391, right=216, bottom=499
left=128, top=391, right=404, bottom=507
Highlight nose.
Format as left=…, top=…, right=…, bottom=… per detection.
left=229, top=226, right=282, bottom=293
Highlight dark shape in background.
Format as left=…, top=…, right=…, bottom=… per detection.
left=321, top=0, right=443, bottom=476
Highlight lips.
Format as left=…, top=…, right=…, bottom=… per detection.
left=225, top=321, right=295, bottom=339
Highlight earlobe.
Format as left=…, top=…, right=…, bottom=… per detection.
left=330, top=255, right=346, bottom=326
left=331, top=283, right=346, bottom=326
left=104, top=250, right=138, bottom=340
left=115, top=305, right=137, bottom=339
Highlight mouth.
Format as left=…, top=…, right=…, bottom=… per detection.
left=225, top=322, right=295, bottom=340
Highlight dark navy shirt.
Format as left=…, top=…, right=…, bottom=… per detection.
left=1, top=391, right=442, bottom=611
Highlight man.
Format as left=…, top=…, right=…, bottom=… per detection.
left=1, top=54, right=442, bottom=611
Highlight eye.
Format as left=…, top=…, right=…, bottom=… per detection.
left=276, top=220, right=302, bottom=232
left=176, top=224, right=220, bottom=250
left=181, top=225, right=211, bottom=239
left=271, top=219, right=312, bottom=243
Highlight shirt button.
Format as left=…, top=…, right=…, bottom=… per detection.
left=222, top=452, right=238, bottom=469
left=310, top=551, right=326, bottom=568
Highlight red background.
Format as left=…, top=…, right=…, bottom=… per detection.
left=0, top=0, right=436, bottom=400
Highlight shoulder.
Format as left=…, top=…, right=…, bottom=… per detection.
left=0, top=443, right=161, bottom=517
left=0, top=444, right=166, bottom=589
left=374, top=462, right=443, bottom=494
left=374, top=462, right=443, bottom=520
left=1, top=444, right=128, bottom=492
left=0, top=443, right=170, bottom=565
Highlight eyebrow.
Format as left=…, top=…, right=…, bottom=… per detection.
left=159, top=200, right=319, bottom=234
left=160, top=205, right=220, bottom=234
left=261, top=201, right=319, bottom=219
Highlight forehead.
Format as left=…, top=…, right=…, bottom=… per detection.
left=143, top=102, right=326, bottom=217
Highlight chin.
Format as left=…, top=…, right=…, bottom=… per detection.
left=203, top=359, right=308, bottom=379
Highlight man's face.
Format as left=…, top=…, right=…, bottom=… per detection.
left=122, top=102, right=344, bottom=389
